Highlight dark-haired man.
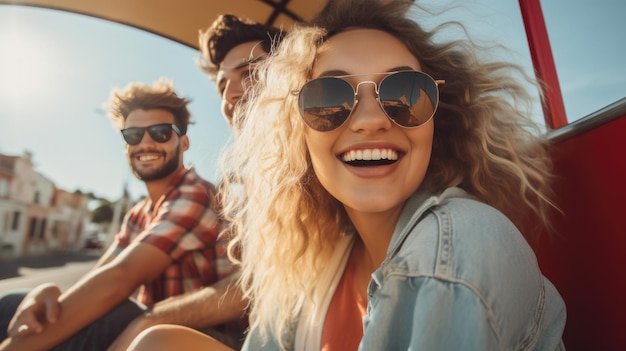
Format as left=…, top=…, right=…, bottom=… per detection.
left=198, top=14, right=285, bottom=126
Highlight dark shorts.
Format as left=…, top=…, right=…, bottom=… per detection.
left=0, top=289, right=145, bottom=351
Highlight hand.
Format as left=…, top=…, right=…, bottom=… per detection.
left=6, top=283, right=62, bottom=338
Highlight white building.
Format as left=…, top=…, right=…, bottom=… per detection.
left=0, top=151, right=92, bottom=259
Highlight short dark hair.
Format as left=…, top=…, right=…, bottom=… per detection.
left=198, top=14, right=285, bottom=80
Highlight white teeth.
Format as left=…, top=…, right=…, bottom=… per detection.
left=342, top=148, right=398, bottom=162
left=138, top=155, right=159, bottom=161
left=363, top=150, right=372, bottom=160
left=372, top=149, right=380, bottom=160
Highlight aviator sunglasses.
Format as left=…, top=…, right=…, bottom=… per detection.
left=292, top=71, right=444, bottom=132
left=121, top=123, right=182, bottom=145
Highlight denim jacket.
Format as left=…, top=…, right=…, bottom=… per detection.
left=243, top=187, right=566, bottom=350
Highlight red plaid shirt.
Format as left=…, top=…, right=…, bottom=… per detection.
left=113, top=167, right=234, bottom=305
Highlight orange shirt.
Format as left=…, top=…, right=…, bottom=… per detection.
left=321, top=257, right=368, bottom=351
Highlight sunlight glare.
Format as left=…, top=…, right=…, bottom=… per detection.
left=0, top=30, right=51, bottom=102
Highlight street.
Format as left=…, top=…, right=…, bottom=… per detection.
left=0, top=250, right=100, bottom=293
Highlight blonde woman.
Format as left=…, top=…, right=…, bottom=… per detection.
left=128, top=0, right=566, bottom=350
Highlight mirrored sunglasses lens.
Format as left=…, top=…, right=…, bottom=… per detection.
left=122, top=128, right=144, bottom=145
left=379, top=72, right=438, bottom=127
left=299, top=78, right=354, bottom=132
left=147, top=125, right=173, bottom=143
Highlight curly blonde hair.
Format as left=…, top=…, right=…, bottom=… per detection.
left=219, top=0, right=554, bottom=347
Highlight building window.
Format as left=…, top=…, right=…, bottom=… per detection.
left=28, top=217, right=37, bottom=238
left=11, top=211, right=20, bottom=230
left=0, top=179, right=8, bottom=197
left=39, top=218, right=47, bottom=239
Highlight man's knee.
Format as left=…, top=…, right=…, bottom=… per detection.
left=129, top=325, right=180, bottom=350
left=50, top=299, right=146, bottom=351
left=0, top=290, right=30, bottom=341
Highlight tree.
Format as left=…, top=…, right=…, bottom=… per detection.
left=91, top=202, right=113, bottom=223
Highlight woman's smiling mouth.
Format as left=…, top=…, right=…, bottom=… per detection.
left=341, top=148, right=399, bottom=167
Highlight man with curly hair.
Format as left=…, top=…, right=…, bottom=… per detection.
left=0, top=78, right=243, bottom=351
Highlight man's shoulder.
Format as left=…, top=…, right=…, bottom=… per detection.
left=181, top=168, right=216, bottom=187
left=167, top=168, right=218, bottom=207
left=126, top=198, right=148, bottom=215
left=181, top=169, right=217, bottom=193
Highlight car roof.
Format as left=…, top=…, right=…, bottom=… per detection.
left=0, top=0, right=329, bottom=48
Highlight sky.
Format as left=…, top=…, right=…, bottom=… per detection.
left=0, top=0, right=624, bottom=202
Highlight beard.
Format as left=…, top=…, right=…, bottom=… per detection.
left=129, top=143, right=181, bottom=181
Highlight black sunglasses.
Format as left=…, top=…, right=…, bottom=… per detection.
left=121, top=123, right=182, bottom=145
left=292, top=71, right=443, bottom=132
